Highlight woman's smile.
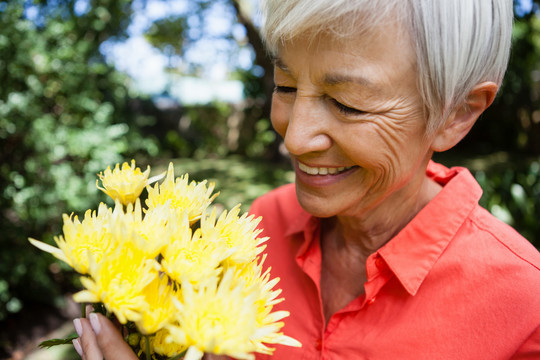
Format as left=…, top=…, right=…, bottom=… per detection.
left=298, top=162, right=357, bottom=175
left=294, top=159, right=360, bottom=190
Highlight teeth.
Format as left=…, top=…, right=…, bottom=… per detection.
left=298, top=163, right=354, bottom=175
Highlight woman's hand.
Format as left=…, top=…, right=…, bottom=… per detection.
left=72, top=312, right=138, bottom=360
left=72, top=311, right=230, bottom=359
left=73, top=310, right=228, bottom=360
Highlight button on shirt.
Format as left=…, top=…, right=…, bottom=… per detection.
left=249, top=161, right=540, bottom=359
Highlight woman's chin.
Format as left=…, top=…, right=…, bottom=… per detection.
left=296, top=191, right=341, bottom=218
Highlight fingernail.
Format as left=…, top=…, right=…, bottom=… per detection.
left=89, top=313, right=101, bottom=334
left=72, top=338, right=83, bottom=356
left=73, top=318, right=83, bottom=337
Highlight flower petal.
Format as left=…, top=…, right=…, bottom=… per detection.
left=28, top=238, right=70, bottom=265
left=184, top=346, right=204, bottom=360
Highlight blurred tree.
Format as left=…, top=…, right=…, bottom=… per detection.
left=0, top=0, right=158, bottom=327
left=140, top=0, right=278, bottom=158
left=504, top=1, right=540, bottom=154
left=146, top=15, right=188, bottom=57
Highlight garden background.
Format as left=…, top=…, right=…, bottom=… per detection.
left=1, top=0, right=539, bottom=358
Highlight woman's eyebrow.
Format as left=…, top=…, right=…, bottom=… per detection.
left=273, top=57, right=379, bottom=92
left=324, top=73, right=379, bottom=92
left=273, top=57, right=291, bottom=74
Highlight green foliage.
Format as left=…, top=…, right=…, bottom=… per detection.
left=156, top=102, right=233, bottom=158
left=156, top=100, right=275, bottom=160
left=39, top=335, right=78, bottom=349
left=145, top=16, right=188, bottom=57
left=0, top=0, right=157, bottom=322
left=475, top=159, right=540, bottom=248
left=139, top=0, right=276, bottom=158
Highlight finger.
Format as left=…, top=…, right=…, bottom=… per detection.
left=204, top=354, right=230, bottom=360
left=89, top=313, right=138, bottom=360
left=72, top=338, right=83, bottom=358
left=75, top=317, right=103, bottom=360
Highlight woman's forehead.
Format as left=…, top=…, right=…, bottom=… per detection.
left=274, top=27, right=416, bottom=78
left=274, top=55, right=384, bottom=95
left=277, top=18, right=414, bottom=58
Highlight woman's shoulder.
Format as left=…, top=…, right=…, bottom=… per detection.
left=250, top=183, right=299, bottom=215
left=468, top=205, right=540, bottom=272
left=249, top=183, right=310, bottom=230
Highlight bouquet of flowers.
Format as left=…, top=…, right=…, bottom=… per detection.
left=29, top=160, right=300, bottom=360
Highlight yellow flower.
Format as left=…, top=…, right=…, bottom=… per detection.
left=160, top=211, right=232, bottom=287
left=31, top=158, right=301, bottom=358
left=147, top=328, right=188, bottom=358
left=234, top=256, right=284, bottom=318
left=73, top=228, right=160, bottom=324
left=29, top=202, right=114, bottom=274
left=167, top=269, right=260, bottom=360
left=29, top=199, right=165, bottom=276
left=145, top=162, right=218, bottom=223
left=234, top=258, right=301, bottom=355
left=201, top=205, right=269, bottom=266
left=97, top=160, right=164, bottom=205
left=135, top=274, right=178, bottom=335
left=115, top=199, right=169, bottom=259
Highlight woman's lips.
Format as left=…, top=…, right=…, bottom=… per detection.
left=294, top=161, right=359, bottom=188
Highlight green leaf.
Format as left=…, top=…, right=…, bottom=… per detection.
left=38, top=335, right=78, bottom=349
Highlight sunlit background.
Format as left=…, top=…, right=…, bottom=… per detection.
left=1, top=0, right=539, bottom=358
left=99, top=0, right=249, bottom=103
left=25, top=0, right=252, bottom=103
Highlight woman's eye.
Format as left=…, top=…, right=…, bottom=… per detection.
left=330, top=98, right=365, bottom=115
left=274, top=86, right=297, bottom=93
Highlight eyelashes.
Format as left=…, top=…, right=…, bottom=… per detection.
left=274, top=85, right=297, bottom=93
left=274, top=86, right=365, bottom=116
left=328, top=98, right=365, bottom=115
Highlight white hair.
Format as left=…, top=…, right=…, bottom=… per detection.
left=260, top=0, right=513, bottom=133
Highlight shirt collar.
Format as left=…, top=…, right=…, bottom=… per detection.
left=283, top=161, right=483, bottom=296
left=285, top=203, right=316, bottom=258
left=379, top=161, right=482, bottom=295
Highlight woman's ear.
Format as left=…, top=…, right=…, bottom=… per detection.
left=431, top=81, right=498, bottom=152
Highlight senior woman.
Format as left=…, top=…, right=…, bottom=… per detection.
left=74, top=0, right=540, bottom=359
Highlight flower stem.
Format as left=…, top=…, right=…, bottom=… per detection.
left=81, top=302, right=86, bottom=318
left=144, top=335, right=151, bottom=360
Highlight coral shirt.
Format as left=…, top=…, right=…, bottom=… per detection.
left=249, top=161, right=540, bottom=360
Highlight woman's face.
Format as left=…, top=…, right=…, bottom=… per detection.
left=271, top=26, right=437, bottom=219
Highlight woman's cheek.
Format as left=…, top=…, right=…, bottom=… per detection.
left=270, top=95, right=291, bottom=138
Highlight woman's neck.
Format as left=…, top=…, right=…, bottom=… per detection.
left=318, top=176, right=441, bottom=323
left=322, top=175, right=442, bottom=257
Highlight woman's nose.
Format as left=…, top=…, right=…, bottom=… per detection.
left=283, top=96, right=332, bottom=156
